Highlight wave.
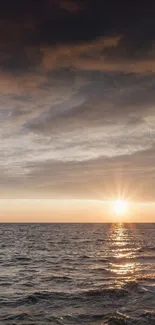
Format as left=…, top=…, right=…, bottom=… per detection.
left=12, top=256, right=32, bottom=263
left=8, top=282, right=140, bottom=307
left=0, top=224, right=155, bottom=324
left=137, top=274, right=155, bottom=282
left=85, top=287, right=129, bottom=298
left=43, top=275, right=72, bottom=282
left=15, top=291, right=81, bottom=306
left=2, top=313, right=31, bottom=322
left=141, top=285, right=155, bottom=293
left=60, top=312, right=106, bottom=323
left=4, top=310, right=155, bottom=325
left=138, top=246, right=155, bottom=253
left=106, top=255, right=155, bottom=263
left=80, top=254, right=91, bottom=259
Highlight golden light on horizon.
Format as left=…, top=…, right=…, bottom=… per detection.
left=112, top=199, right=129, bottom=215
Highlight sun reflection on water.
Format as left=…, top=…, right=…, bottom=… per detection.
left=108, top=223, right=140, bottom=280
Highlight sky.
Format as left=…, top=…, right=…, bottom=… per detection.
left=1, top=1, right=155, bottom=221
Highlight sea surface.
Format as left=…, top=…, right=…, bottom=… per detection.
left=0, top=223, right=155, bottom=324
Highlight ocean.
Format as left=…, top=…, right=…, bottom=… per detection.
left=0, top=223, right=155, bottom=324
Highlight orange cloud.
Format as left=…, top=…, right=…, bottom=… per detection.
left=42, top=35, right=122, bottom=70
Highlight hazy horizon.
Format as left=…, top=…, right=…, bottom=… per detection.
left=0, top=199, right=155, bottom=222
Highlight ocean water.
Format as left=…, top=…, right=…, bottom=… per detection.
left=0, top=223, right=155, bottom=324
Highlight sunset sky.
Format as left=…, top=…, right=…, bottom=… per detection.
left=1, top=1, right=155, bottom=221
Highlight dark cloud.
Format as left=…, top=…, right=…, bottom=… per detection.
left=26, top=73, right=155, bottom=135
left=0, top=1, right=155, bottom=73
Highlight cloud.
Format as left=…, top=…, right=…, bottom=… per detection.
left=41, top=35, right=122, bottom=70
left=59, top=0, right=84, bottom=13
left=1, top=68, right=155, bottom=200
left=26, top=72, right=155, bottom=135
left=41, top=34, right=155, bottom=74
left=0, top=23, right=154, bottom=76
left=74, top=57, right=155, bottom=73
left=0, top=4, right=155, bottom=200
left=9, top=147, right=155, bottom=201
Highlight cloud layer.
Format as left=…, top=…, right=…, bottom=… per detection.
left=1, top=2, right=155, bottom=200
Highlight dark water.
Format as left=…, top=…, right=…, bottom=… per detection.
left=0, top=223, right=155, bottom=324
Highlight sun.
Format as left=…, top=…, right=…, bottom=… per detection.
left=113, top=199, right=128, bottom=215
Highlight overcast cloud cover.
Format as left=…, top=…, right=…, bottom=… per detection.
left=1, top=0, right=155, bottom=200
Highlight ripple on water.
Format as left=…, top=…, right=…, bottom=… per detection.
left=0, top=223, right=154, bottom=324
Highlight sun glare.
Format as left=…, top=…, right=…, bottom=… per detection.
left=113, top=200, right=128, bottom=215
